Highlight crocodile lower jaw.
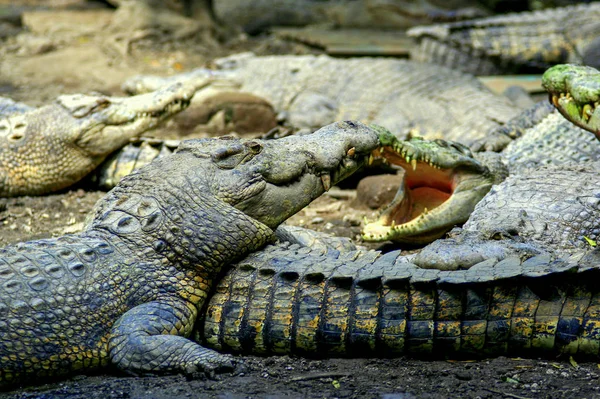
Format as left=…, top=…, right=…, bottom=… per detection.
left=550, top=92, right=600, bottom=137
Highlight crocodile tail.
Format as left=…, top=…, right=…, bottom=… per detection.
left=201, top=244, right=600, bottom=359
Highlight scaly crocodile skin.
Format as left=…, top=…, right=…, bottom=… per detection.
left=202, top=242, right=600, bottom=358
left=408, top=3, right=600, bottom=75
left=202, top=160, right=600, bottom=357
left=0, top=121, right=384, bottom=386
left=123, top=54, right=522, bottom=149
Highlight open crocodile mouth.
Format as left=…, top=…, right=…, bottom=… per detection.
left=361, top=139, right=490, bottom=245
left=549, top=91, right=600, bottom=137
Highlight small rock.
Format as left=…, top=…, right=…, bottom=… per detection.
left=342, top=214, right=361, bottom=226
left=355, top=173, right=404, bottom=210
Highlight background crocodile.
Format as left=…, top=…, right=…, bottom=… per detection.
left=123, top=53, right=523, bottom=149
left=0, top=121, right=385, bottom=386
left=408, top=3, right=600, bottom=75
left=105, top=0, right=591, bottom=36
left=0, top=53, right=527, bottom=196
left=501, top=104, right=600, bottom=172
left=0, top=77, right=215, bottom=197
left=209, top=0, right=490, bottom=34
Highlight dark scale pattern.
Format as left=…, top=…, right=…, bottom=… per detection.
left=0, top=235, right=126, bottom=383
left=0, top=165, right=266, bottom=385
left=202, top=243, right=600, bottom=359
left=0, top=120, right=385, bottom=386
left=408, top=3, right=600, bottom=75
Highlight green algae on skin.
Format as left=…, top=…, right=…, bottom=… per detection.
left=543, top=64, right=600, bottom=136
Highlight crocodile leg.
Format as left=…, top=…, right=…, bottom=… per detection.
left=110, top=299, right=233, bottom=375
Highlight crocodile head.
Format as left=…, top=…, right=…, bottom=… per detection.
left=362, top=135, right=495, bottom=245
left=175, top=121, right=390, bottom=229
left=0, top=78, right=213, bottom=197
left=542, top=64, right=600, bottom=138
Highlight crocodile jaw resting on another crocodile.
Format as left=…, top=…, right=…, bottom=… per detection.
left=0, top=76, right=217, bottom=197
left=543, top=64, right=600, bottom=139
left=362, top=135, right=498, bottom=245
left=0, top=121, right=387, bottom=387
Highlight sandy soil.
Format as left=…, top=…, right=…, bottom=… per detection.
left=2, top=3, right=600, bottom=398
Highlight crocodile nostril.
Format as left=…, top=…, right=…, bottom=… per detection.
left=490, top=228, right=519, bottom=240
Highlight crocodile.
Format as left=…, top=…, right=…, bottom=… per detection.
left=210, top=0, right=490, bottom=34
left=200, top=159, right=600, bottom=359
left=87, top=98, right=599, bottom=248
left=542, top=64, right=600, bottom=139
left=408, top=3, right=600, bottom=75
left=87, top=134, right=504, bottom=245
left=0, top=120, right=387, bottom=387
left=201, top=239, right=600, bottom=359
left=123, top=53, right=523, bottom=149
left=0, top=76, right=216, bottom=197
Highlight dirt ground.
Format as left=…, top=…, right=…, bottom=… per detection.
left=1, top=2, right=600, bottom=398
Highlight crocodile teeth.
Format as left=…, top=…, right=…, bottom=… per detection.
left=368, top=154, right=374, bottom=165
left=411, top=159, right=417, bottom=171
left=552, top=94, right=559, bottom=107
left=321, top=174, right=331, bottom=191
left=347, top=147, right=355, bottom=157
left=583, top=104, right=593, bottom=122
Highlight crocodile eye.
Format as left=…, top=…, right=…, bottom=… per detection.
left=433, top=139, right=449, bottom=147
